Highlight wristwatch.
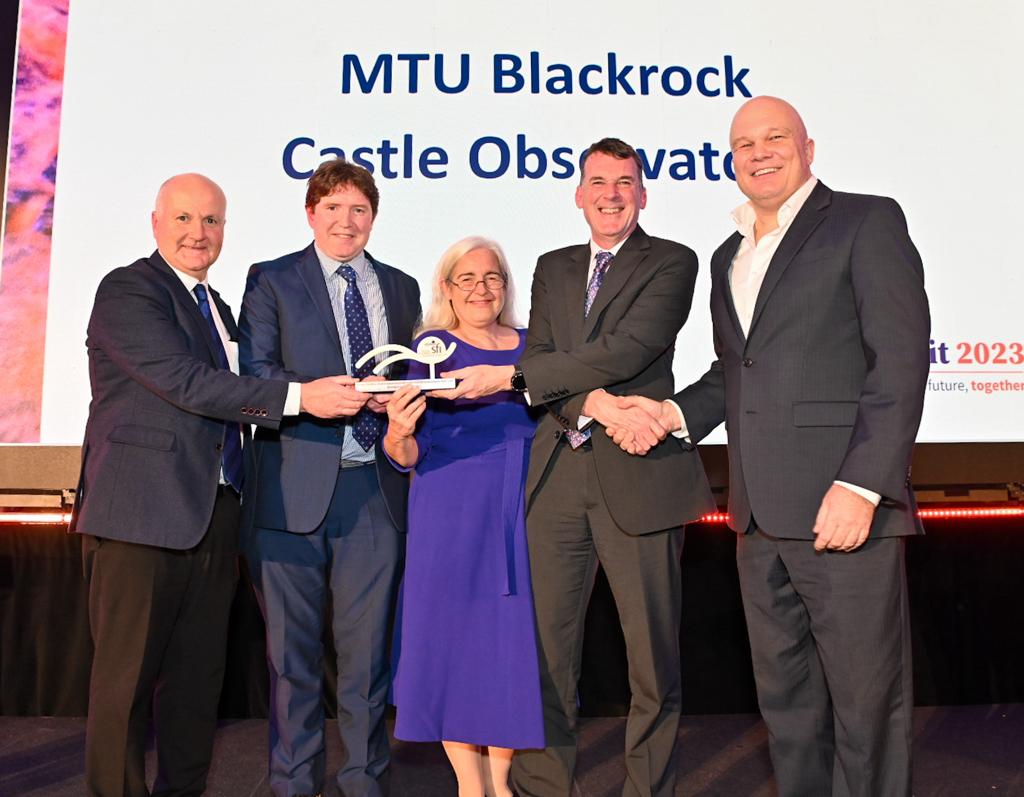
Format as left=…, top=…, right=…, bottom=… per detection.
left=510, top=367, right=528, bottom=393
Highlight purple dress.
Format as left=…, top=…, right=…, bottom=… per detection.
left=390, top=329, right=544, bottom=748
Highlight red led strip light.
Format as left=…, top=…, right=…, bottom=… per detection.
left=0, top=512, right=74, bottom=524
left=1, top=508, right=1020, bottom=526
left=697, top=507, right=1024, bottom=524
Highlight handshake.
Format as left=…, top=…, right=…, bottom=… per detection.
left=581, top=389, right=682, bottom=456
left=298, top=375, right=392, bottom=419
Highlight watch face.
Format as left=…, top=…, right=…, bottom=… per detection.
left=512, top=370, right=527, bottom=392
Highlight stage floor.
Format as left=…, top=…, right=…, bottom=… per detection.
left=1, top=706, right=1021, bottom=796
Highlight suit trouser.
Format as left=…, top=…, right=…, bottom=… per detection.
left=247, top=463, right=402, bottom=797
left=83, top=487, right=240, bottom=797
left=511, top=443, right=684, bottom=797
left=737, top=529, right=913, bottom=797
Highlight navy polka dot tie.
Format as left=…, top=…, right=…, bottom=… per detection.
left=338, top=265, right=381, bottom=451
left=193, top=284, right=244, bottom=490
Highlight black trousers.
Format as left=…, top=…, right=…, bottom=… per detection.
left=83, top=488, right=240, bottom=797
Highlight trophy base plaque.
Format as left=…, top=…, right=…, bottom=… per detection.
left=355, top=378, right=457, bottom=393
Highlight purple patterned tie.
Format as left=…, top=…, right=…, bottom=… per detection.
left=584, top=250, right=614, bottom=317
left=566, top=250, right=615, bottom=449
left=338, top=265, right=381, bottom=451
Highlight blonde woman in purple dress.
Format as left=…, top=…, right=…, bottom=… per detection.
left=384, top=237, right=543, bottom=797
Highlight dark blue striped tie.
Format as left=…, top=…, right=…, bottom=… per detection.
left=338, top=265, right=381, bottom=451
left=193, top=284, right=244, bottom=491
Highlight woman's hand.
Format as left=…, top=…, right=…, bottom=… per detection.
left=385, top=384, right=426, bottom=441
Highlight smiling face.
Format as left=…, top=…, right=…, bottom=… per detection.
left=575, top=151, right=647, bottom=249
left=151, top=174, right=227, bottom=280
left=442, top=247, right=506, bottom=330
left=306, top=183, right=375, bottom=262
left=729, top=96, right=814, bottom=216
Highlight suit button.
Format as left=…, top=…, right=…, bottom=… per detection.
left=215, top=443, right=223, bottom=451
left=553, top=430, right=561, bottom=439
left=743, top=358, right=753, bottom=367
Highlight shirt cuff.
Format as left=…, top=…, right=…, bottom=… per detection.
left=834, top=480, right=881, bottom=507
left=665, top=400, right=690, bottom=440
left=284, top=382, right=302, bottom=416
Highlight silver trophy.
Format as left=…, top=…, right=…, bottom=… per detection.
left=353, top=336, right=458, bottom=392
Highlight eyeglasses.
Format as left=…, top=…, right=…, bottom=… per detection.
left=447, top=273, right=507, bottom=292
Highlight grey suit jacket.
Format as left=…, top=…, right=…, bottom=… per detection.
left=71, top=252, right=289, bottom=549
left=675, top=182, right=930, bottom=539
left=521, top=225, right=715, bottom=535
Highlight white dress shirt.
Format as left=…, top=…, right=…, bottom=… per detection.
left=729, top=176, right=818, bottom=336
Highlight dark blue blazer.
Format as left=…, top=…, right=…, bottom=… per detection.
left=71, top=252, right=289, bottom=549
left=238, top=244, right=421, bottom=534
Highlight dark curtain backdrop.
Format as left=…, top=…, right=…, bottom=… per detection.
left=1, top=519, right=1022, bottom=718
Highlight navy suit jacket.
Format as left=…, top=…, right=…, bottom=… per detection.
left=239, top=244, right=421, bottom=534
left=71, top=252, right=289, bottom=549
left=674, top=183, right=931, bottom=539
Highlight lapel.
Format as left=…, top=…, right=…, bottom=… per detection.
left=147, top=252, right=220, bottom=365
left=209, top=288, right=238, bottom=340
left=366, top=251, right=397, bottom=343
left=581, top=226, right=649, bottom=341
left=296, top=243, right=345, bottom=366
left=713, top=234, right=746, bottom=345
left=747, top=181, right=832, bottom=339
left=561, top=245, right=590, bottom=347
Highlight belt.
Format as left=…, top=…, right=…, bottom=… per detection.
left=340, top=459, right=374, bottom=469
left=216, top=483, right=240, bottom=499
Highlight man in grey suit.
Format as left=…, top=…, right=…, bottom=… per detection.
left=614, top=97, right=930, bottom=796
left=438, top=138, right=715, bottom=797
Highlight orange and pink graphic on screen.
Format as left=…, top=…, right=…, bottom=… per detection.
left=1, top=0, right=68, bottom=442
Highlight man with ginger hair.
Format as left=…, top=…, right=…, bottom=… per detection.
left=239, top=159, right=420, bottom=797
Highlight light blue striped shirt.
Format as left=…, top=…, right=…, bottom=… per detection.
left=316, top=245, right=390, bottom=463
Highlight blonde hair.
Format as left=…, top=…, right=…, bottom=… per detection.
left=417, top=236, right=521, bottom=335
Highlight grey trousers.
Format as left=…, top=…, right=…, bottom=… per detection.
left=512, top=444, right=684, bottom=797
left=737, top=529, right=913, bottom=797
